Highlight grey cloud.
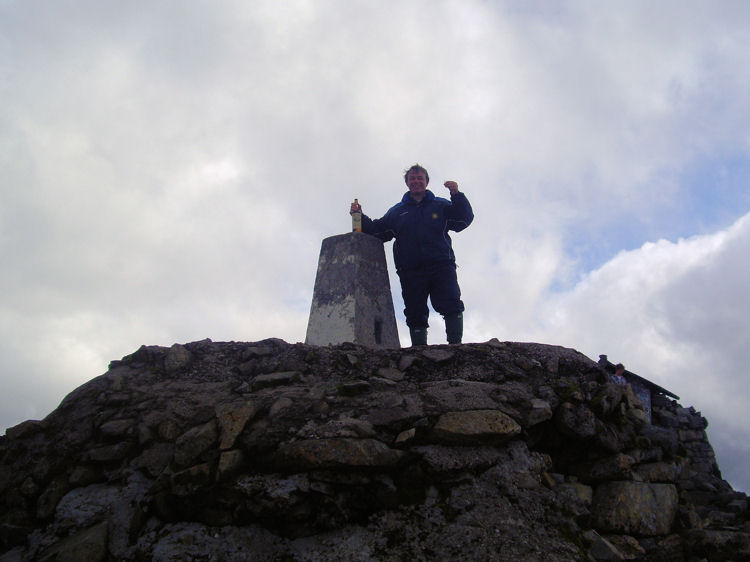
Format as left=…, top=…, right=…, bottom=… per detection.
left=2, top=1, right=750, bottom=496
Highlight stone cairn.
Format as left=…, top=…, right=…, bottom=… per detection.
left=1, top=339, right=748, bottom=560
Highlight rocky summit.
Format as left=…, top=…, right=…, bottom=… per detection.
left=1, top=338, right=749, bottom=561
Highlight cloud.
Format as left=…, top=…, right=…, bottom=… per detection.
left=524, top=213, right=750, bottom=492
left=1, top=1, right=750, bottom=493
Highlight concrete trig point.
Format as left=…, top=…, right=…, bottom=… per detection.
left=305, top=232, right=400, bottom=348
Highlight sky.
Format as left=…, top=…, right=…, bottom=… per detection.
left=1, top=0, right=749, bottom=492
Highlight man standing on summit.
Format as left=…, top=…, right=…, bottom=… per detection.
left=350, top=164, right=474, bottom=346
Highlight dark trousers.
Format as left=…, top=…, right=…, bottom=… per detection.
left=397, top=262, right=464, bottom=329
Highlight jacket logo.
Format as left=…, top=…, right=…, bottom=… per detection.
left=431, top=212, right=439, bottom=220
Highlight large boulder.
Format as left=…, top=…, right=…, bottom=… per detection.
left=591, top=481, right=678, bottom=536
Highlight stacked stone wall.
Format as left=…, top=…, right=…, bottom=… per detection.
left=1, top=339, right=748, bottom=560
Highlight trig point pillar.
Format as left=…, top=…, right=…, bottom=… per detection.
left=305, top=232, right=400, bottom=348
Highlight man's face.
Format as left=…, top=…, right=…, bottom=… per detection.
left=406, top=170, right=428, bottom=198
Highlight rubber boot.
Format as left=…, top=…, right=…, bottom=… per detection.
left=444, top=312, right=463, bottom=344
left=409, top=327, right=428, bottom=346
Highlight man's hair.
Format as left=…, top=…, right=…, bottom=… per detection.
left=404, top=164, right=430, bottom=185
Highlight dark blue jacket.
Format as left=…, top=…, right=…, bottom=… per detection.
left=362, top=190, right=474, bottom=272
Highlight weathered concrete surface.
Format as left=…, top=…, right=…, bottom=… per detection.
left=305, top=232, right=400, bottom=348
